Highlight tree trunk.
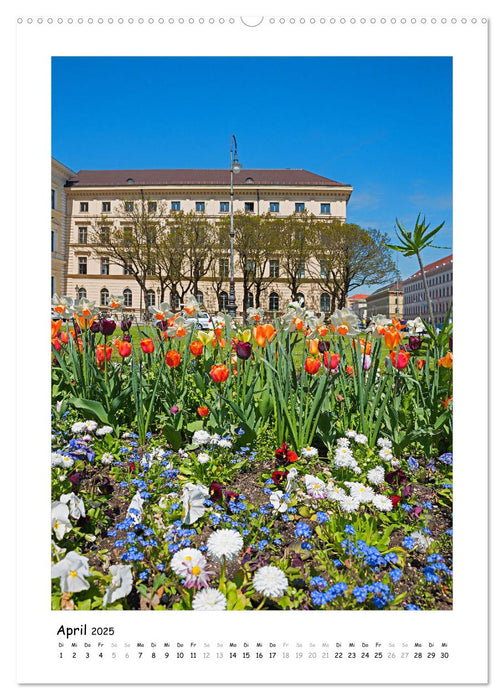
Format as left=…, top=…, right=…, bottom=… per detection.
left=417, top=252, right=435, bottom=327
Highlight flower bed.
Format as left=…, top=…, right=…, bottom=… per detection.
left=50, top=294, right=453, bottom=611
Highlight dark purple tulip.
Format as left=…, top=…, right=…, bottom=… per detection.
left=156, top=320, right=168, bottom=331
left=121, top=319, right=132, bottom=331
left=122, top=333, right=132, bottom=342
left=236, top=341, right=252, bottom=360
left=318, top=340, right=331, bottom=353
left=90, top=320, right=101, bottom=333
left=407, top=336, right=421, bottom=351
left=449, top=335, right=453, bottom=352
left=99, top=318, right=117, bottom=336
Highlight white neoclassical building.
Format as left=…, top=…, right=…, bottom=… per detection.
left=57, top=165, right=353, bottom=315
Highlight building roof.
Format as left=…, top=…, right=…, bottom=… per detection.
left=348, top=294, right=369, bottom=300
left=404, top=254, right=453, bottom=282
left=367, top=281, right=403, bottom=299
left=66, top=168, right=351, bottom=188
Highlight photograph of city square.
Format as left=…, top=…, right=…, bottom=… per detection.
left=50, top=56, right=453, bottom=611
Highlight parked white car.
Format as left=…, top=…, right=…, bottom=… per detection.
left=182, top=312, right=214, bottom=330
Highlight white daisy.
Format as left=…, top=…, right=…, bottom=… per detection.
left=377, top=437, right=392, bottom=449
left=301, top=446, right=318, bottom=459
left=197, top=452, right=210, bottom=464
left=206, top=529, right=244, bottom=564
left=379, top=447, right=394, bottom=463
left=326, top=484, right=347, bottom=502
left=367, top=466, right=385, bottom=485
left=96, top=425, right=114, bottom=436
left=51, top=453, right=63, bottom=467
left=355, top=434, right=368, bottom=444
left=217, top=439, right=232, bottom=449
left=60, top=455, right=75, bottom=469
left=304, top=475, right=327, bottom=499
left=170, top=548, right=207, bottom=576
left=101, top=452, right=114, bottom=465
left=192, top=430, right=211, bottom=446
left=345, top=429, right=357, bottom=439
left=339, top=495, right=360, bottom=513
left=334, top=446, right=356, bottom=468
left=390, top=458, right=401, bottom=468
left=192, top=588, right=227, bottom=611
left=337, top=437, right=351, bottom=448
left=373, top=494, right=393, bottom=512
left=84, top=420, right=98, bottom=433
left=71, top=422, right=86, bottom=434
left=253, top=566, right=289, bottom=598
left=349, top=482, right=375, bottom=503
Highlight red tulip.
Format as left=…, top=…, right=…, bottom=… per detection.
left=140, top=338, right=155, bottom=354
left=165, top=350, right=181, bottom=367
left=390, top=350, right=410, bottom=370
left=210, top=364, right=229, bottom=383
left=305, top=356, right=321, bottom=375
left=189, top=340, right=204, bottom=356
left=197, top=406, right=210, bottom=418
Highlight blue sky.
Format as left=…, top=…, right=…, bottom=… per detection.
left=52, top=56, right=452, bottom=293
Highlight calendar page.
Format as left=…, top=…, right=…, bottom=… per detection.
left=13, top=0, right=489, bottom=687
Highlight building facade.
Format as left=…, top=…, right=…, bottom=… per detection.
left=63, top=168, right=353, bottom=316
left=51, top=158, right=76, bottom=297
left=402, top=254, right=453, bottom=325
left=365, top=282, right=403, bottom=319
left=346, top=294, right=368, bottom=322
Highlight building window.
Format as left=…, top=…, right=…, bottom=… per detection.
left=269, top=259, right=280, bottom=278
left=220, top=202, right=230, bottom=213
left=123, top=262, right=134, bottom=276
left=245, top=202, right=254, bottom=213
left=246, top=292, right=254, bottom=308
left=100, top=226, right=110, bottom=243
left=195, top=202, right=205, bottom=212
left=51, top=230, right=56, bottom=253
left=78, top=257, right=87, bottom=275
left=148, top=201, right=157, bottom=213
left=123, top=288, right=133, bottom=307
left=295, top=202, right=305, bottom=213
left=80, top=202, right=89, bottom=212
left=146, top=290, right=156, bottom=307
left=102, top=201, right=111, bottom=212
left=269, top=292, right=279, bottom=311
left=101, top=257, right=110, bottom=275
left=320, top=293, right=331, bottom=313
left=218, top=291, right=229, bottom=311
left=296, top=262, right=306, bottom=279
left=100, top=288, right=109, bottom=306
left=196, top=291, right=204, bottom=305
left=78, top=226, right=88, bottom=244
left=171, top=201, right=181, bottom=211
left=320, top=203, right=330, bottom=214
left=77, top=287, right=87, bottom=300
left=270, top=202, right=279, bottom=213
left=125, top=201, right=134, bottom=212
left=146, top=262, right=156, bottom=275
left=320, top=260, right=329, bottom=279
left=51, top=189, right=56, bottom=210
left=297, top=293, right=305, bottom=307
left=219, top=258, right=229, bottom=278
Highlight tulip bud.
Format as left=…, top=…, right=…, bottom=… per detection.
left=90, top=320, right=101, bottom=333
left=122, top=333, right=131, bottom=342
left=170, top=406, right=179, bottom=415
left=121, top=319, right=132, bottom=331
left=99, top=318, right=117, bottom=336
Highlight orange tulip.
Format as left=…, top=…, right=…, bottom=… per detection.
left=189, top=340, right=204, bottom=356
left=116, top=339, right=132, bottom=358
left=318, top=325, right=329, bottom=337
left=140, top=338, right=155, bottom=354
left=165, top=350, right=181, bottom=367
left=352, top=338, right=372, bottom=355
left=305, top=356, right=321, bottom=375
left=210, top=364, right=229, bottom=383
left=51, top=319, right=62, bottom=339
left=390, top=350, right=410, bottom=370
left=391, top=317, right=407, bottom=331
left=59, top=331, right=69, bottom=344
left=438, top=352, right=453, bottom=369
left=384, top=328, right=402, bottom=350
left=51, top=337, right=62, bottom=352
left=441, top=396, right=453, bottom=409
left=307, top=339, right=320, bottom=356
left=197, top=406, right=210, bottom=418
left=252, top=324, right=276, bottom=347
left=346, top=365, right=354, bottom=377
left=74, top=312, right=97, bottom=330
left=416, top=359, right=426, bottom=370
left=96, top=344, right=112, bottom=366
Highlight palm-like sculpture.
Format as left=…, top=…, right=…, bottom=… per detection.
left=386, top=214, right=445, bottom=328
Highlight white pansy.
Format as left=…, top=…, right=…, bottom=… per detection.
left=192, top=588, right=227, bottom=611
left=286, top=467, right=298, bottom=494
left=373, top=494, right=393, bottom=512
left=192, top=430, right=211, bottom=446
left=103, top=565, right=133, bottom=606
left=253, top=566, right=289, bottom=598
left=127, top=491, right=144, bottom=525
left=60, top=492, right=86, bottom=520
left=182, top=483, right=209, bottom=525
left=206, top=529, right=244, bottom=564
left=52, top=502, right=72, bottom=540
left=411, top=530, right=433, bottom=553
left=51, top=551, right=90, bottom=593
left=270, top=491, right=289, bottom=513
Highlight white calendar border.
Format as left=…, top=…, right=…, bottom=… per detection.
left=12, top=6, right=489, bottom=686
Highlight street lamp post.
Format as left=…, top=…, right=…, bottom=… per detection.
left=228, top=135, right=242, bottom=318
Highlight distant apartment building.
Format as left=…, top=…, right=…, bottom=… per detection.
left=62, top=168, right=353, bottom=315
left=402, top=254, right=453, bottom=325
left=346, top=293, right=368, bottom=321
left=366, top=282, right=403, bottom=319
left=51, top=158, right=76, bottom=297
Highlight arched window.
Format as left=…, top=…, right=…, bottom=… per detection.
left=196, top=291, right=204, bottom=305
left=218, top=291, right=229, bottom=311
left=146, top=290, right=156, bottom=307
left=269, top=292, right=279, bottom=311
left=170, top=291, right=180, bottom=310
left=100, top=288, right=109, bottom=306
left=246, top=292, right=254, bottom=308
left=123, top=288, right=133, bottom=307
left=297, top=293, right=305, bottom=307
left=77, top=287, right=87, bottom=300
left=320, top=293, right=331, bottom=313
